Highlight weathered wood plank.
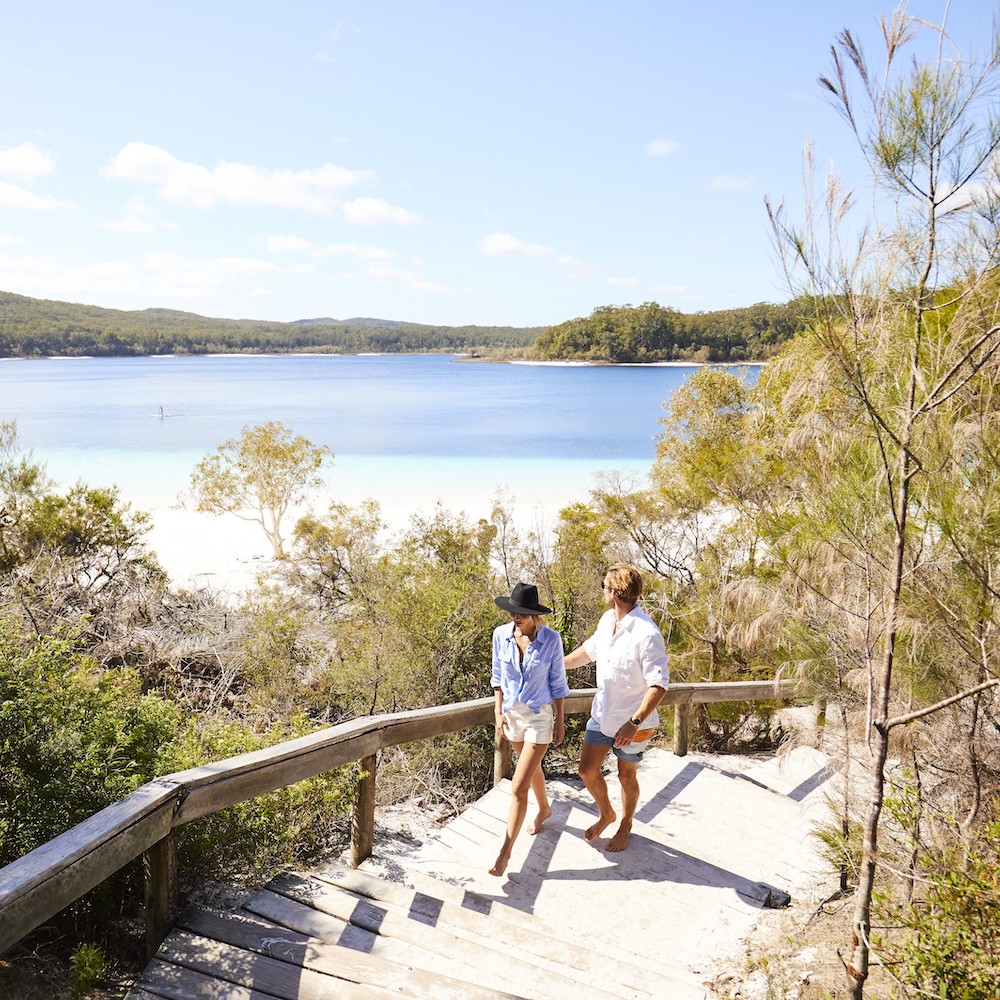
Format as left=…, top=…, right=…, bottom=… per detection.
left=662, top=679, right=799, bottom=706
left=156, top=929, right=383, bottom=999
left=266, top=871, right=618, bottom=998
left=133, top=955, right=301, bottom=999
left=351, top=755, right=377, bottom=868
left=244, top=888, right=539, bottom=997
left=313, top=865, right=652, bottom=998
left=0, top=780, right=179, bottom=954
left=177, top=906, right=518, bottom=1000
left=173, top=732, right=381, bottom=824
left=144, top=830, right=179, bottom=960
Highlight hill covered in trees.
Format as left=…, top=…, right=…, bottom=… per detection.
left=532, top=299, right=810, bottom=363
left=0, top=292, right=541, bottom=357
left=0, top=290, right=807, bottom=361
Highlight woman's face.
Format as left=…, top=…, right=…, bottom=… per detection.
left=511, top=612, right=539, bottom=633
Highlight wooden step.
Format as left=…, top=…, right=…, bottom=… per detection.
left=313, top=863, right=655, bottom=998
left=125, top=745, right=836, bottom=1000
left=253, top=869, right=626, bottom=999
left=402, top=747, right=836, bottom=993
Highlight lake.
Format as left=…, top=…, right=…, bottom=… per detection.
left=0, top=354, right=757, bottom=585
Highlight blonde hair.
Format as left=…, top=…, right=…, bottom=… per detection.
left=604, top=563, right=643, bottom=605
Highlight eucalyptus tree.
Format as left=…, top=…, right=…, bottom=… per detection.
left=767, top=9, right=1000, bottom=996
left=186, top=421, right=333, bottom=559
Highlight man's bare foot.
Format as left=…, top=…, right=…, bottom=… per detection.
left=584, top=811, right=616, bottom=843
left=606, top=823, right=632, bottom=853
left=528, top=806, right=552, bottom=835
left=489, top=852, right=510, bottom=877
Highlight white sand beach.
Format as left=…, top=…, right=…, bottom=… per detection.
left=140, top=455, right=647, bottom=595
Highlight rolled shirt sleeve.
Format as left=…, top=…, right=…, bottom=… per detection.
left=585, top=607, right=669, bottom=737
left=492, top=623, right=570, bottom=713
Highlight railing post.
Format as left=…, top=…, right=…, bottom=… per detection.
left=143, top=830, right=178, bottom=961
left=673, top=704, right=689, bottom=757
left=813, top=696, right=827, bottom=748
left=351, top=753, right=377, bottom=868
left=493, top=726, right=513, bottom=785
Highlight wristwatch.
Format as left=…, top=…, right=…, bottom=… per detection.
left=629, top=715, right=642, bottom=726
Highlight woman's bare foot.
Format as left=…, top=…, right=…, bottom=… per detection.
left=528, top=805, right=552, bottom=835
left=606, top=822, right=632, bottom=852
left=584, top=810, right=616, bottom=843
left=489, top=851, right=510, bottom=877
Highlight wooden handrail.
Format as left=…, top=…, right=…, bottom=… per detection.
left=0, top=679, right=797, bottom=958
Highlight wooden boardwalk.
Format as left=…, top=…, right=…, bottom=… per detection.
left=127, top=745, right=837, bottom=999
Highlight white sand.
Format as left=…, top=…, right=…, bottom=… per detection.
left=39, top=449, right=651, bottom=595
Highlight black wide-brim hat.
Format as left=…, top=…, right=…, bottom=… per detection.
left=495, top=582, right=552, bottom=615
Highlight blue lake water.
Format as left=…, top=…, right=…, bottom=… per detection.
left=0, top=355, right=758, bottom=570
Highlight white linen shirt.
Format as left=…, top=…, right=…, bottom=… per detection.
left=583, top=606, right=669, bottom=737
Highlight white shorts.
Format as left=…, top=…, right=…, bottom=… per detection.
left=502, top=702, right=554, bottom=745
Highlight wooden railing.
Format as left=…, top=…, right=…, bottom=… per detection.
left=0, top=680, right=797, bottom=960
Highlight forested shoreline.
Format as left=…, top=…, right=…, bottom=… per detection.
left=0, top=290, right=807, bottom=362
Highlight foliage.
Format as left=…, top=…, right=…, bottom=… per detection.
left=159, top=715, right=356, bottom=881
left=534, top=299, right=810, bottom=362
left=874, top=822, right=1000, bottom=999
left=186, top=420, right=332, bottom=558
left=0, top=288, right=811, bottom=364
left=69, top=943, right=106, bottom=999
left=0, top=290, right=542, bottom=357
left=765, top=10, right=1000, bottom=996
left=0, top=630, right=182, bottom=865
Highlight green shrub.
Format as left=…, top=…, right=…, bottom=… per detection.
left=876, top=822, right=1000, bottom=998
left=69, top=943, right=106, bottom=998
left=0, top=631, right=182, bottom=864
left=160, top=714, right=357, bottom=882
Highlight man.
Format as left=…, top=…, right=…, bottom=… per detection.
left=564, top=563, right=669, bottom=852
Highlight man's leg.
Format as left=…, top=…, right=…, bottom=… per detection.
left=606, top=758, right=639, bottom=852
left=578, top=739, right=616, bottom=842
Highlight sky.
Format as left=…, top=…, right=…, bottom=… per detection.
left=0, top=1, right=995, bottom=329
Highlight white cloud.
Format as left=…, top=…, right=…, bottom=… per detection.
left=0, top=232, right=14, bottom=246
left=268, top=234, right=317, bottom=252
left=705, top=175, right=757, bottom=192
left=367, top=262, right=446, bottom=292
left=342, top=197, right=420, bottom=225
left=608, top=276, right=641, bottom=287
left=318, top=242, right=396, bottom=261
left=101, top=142, right=375, bottom=211
left=0, top=250, right=304, bottom=305
left=646, top=138, right=680, bottom=158
left=0, top=142, right=56, bottom=178
left=268, top=234, right=397, bottom=260
left=481, top=232, right=554, bottom=257
left=0, top=180, right=70, bottom=211
left=103, top=197, right=177, bottom=233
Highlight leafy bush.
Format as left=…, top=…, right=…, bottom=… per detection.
left=0, top=630, right=182, bottom=864
left=160, top=714, right=357, bottom=882
left=877, top=822, right=1000, bottom=999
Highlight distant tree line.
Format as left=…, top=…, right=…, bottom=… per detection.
left=0, top=290, right=807, bottom=362
left=532, top=299, right=811, bottom=363
left=0, top=292, right=541, bottom=357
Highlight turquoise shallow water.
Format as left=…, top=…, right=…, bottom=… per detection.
left=0, top=355, right=757, bottom=542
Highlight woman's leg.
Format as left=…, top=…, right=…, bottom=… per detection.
left=527, top=752, right=552, bottom=835
left=489, top=740, right=550, bottom=876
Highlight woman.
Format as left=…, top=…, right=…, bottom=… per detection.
left=489, top=582, right=570, bottom=877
